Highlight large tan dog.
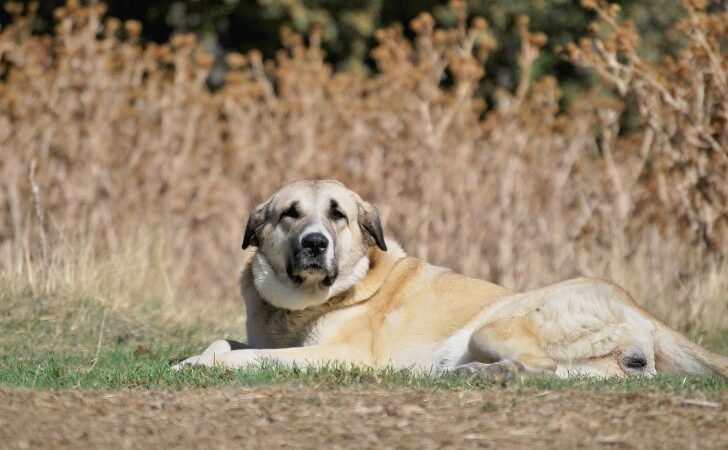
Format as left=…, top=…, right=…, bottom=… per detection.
left=176, top=180, right=728, bottom=379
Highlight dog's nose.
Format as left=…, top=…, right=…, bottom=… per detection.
left=301, top=232, right=328, bottom=256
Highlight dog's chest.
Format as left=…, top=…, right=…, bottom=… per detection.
left=302, top=303, right=369, bottom=346
left=259, top=300, right=362, bottom=348
left=261, top=308, right=323, bottom=347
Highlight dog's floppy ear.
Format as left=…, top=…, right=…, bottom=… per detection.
left=242, top=201, right=269, bottom=249
left=358, top=201, right=387, bottom=251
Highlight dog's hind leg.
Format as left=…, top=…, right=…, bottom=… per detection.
left=452, top=279, right=663, bottom=379
left=452, top=316, right=557, bottom=381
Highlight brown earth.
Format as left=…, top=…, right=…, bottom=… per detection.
left=1, top=387, right=726, bottom=449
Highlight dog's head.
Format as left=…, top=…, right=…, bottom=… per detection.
left=242, top=180, right=386, bottom=310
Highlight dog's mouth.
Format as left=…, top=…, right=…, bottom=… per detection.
left=287, top=257, right=337, bottom=287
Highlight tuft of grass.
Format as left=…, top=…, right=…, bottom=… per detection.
left=481, top=401, right=499, bottom=411
left=703, top=329, right=728, bottom=356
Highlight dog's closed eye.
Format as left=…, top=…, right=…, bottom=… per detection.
left=281, top=203, right=300, bottom=220
left=330, top=209, right=346, bottom=221
left=329, top=199, right=347, bottom=222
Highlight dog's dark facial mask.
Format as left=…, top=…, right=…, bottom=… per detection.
left=286, top=224, right=339, bottom=287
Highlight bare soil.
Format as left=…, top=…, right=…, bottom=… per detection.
left=1, top=386, right=726, bottom=449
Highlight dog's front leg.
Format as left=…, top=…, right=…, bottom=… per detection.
left=173, top=343, right=361, bottom=370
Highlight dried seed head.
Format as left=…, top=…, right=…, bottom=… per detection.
left=105, top=17, right=120, bottom=34
left=4, top=2, right=23, bottom=15
left=529, top=32, right=548, bottom=47
left=124, top=20, right=142, bottom=39
left=472, top=17, right=488, bottom=31
left=171, top=33, right=196, bottom=48
left=226, top=52, right=247, bottom=69
left=581, top=0, right=597, bottom=10
left=194, top=50, right=215, bottom=69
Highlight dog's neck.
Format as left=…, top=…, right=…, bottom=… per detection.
left=245, top=239, right=407, bottom=311
left=239, top=240, right=406, bottom=348
left=251, top=253, right=369, bottom=311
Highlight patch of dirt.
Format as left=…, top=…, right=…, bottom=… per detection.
left=1, top=387, right=726, bottom=449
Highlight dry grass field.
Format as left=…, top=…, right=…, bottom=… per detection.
left=1, top=1, right=727, bottom=448
left=1, top=0, right=727, bottom=330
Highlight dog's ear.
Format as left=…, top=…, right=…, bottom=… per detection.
left=358, top=201, right=387, bottom=251
left=242, top=201, right=269, bottom=249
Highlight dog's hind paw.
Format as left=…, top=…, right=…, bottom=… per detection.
left=452, top=360, right=528, bottom=383
left=170, top=357, right=197, bottom=370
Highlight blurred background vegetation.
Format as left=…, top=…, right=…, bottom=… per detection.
left=2, top=0, right=727, bottom=334
left=0, top=0, right=688, bottom=99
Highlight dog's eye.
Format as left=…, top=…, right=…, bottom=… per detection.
left=330, top=209, right=347, bottom=221
left=281, top=205, right=300, bottom=220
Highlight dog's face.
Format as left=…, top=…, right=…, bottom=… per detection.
left=243, top=180, right=386, bottom=310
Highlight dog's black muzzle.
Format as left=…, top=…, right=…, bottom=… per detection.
left=287, top=232, right=337, bottom=286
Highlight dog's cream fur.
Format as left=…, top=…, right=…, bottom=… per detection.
left=176, top=180, right=728, bottom=379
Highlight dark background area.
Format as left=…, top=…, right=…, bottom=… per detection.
left=0, top=0, right=687, bottom=97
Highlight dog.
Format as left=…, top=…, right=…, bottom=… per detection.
left=175, top=179, right=728, bottom=380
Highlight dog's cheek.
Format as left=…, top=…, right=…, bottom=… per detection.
left=336, top=228, right=354, bottom=261
left=260, top=228, right=292, bottom=274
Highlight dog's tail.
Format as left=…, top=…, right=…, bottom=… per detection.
left=653, top=325, right=728, bottom=379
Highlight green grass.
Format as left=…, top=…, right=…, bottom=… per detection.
left=1, top=292, right=727, bottom=392
left=1, top=344, right=726, bottom=392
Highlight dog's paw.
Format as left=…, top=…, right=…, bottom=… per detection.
left=170, top=354, right=213, bottom=370
left=170, top=340, right=239, bottom=370
left=452, top=360, right=527, bottom=383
